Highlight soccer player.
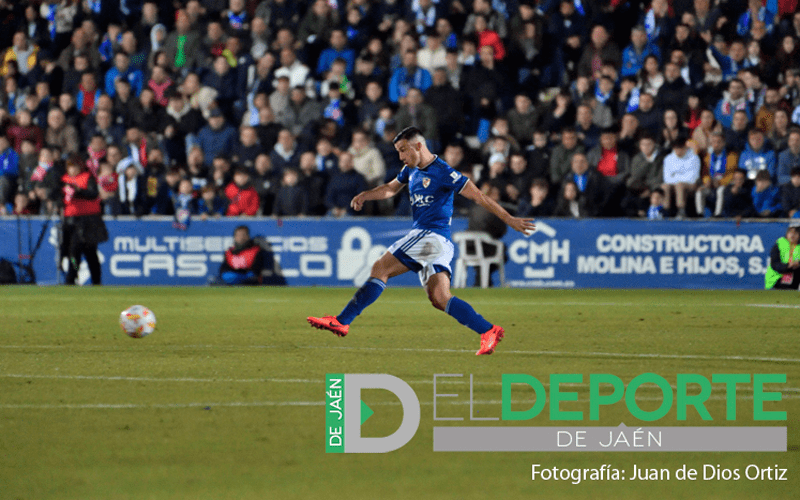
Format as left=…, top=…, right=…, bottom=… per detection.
left=307, top=127, right=536, bottom=355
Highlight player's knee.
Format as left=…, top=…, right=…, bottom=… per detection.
left=427, top=290, right=449, bottom=311
left=429, top=296, right=447, bottom=311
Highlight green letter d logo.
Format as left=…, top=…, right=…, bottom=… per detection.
left=329, top=374, right=420, bottom=453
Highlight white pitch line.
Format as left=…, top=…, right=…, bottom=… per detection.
left=745, top=303, right=800, bottom=309
left=2, top=343, right=799, bottom=364
left=0, top=401, right=324, bottom=409
left=0, top=374, right=318, bottom=384
left=0, top=345, right=279, bottom=350
left=381, top=300, right=800, bottom=309
left=0, top=345, right=69, bottom=349
left=1, top=373, right=797, bottom=394
left=1, top=394, right=798, bottom=410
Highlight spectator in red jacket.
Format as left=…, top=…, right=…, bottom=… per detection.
left=474, top=15, right=505, bottom=61
left=225, top=167, right=260, bottom=216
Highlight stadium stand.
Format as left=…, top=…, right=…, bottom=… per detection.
left=0, top=0, right=799, bottom=223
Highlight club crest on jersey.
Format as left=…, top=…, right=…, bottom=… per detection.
left=422, top=177, right=431, bottom=188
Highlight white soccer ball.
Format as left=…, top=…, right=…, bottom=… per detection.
left=119, top=305, right=157, bottom=338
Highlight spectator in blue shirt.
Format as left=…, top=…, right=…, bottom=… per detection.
left=705, top=36, right=748, bottom=82
left=105, top=52, right=144, bottom=97
left=739, top=128, right=777, bottom=182
left=196, top=184, right=227, bottom=218
left=714, top=79, right=751, bottom=130
left=736, top=0, right=775, bottom=38
left=197, top=108, right=236, bottom=168
left=777, top=129, right=800, bottom=186
left=621, top=25, right=661, bottom=78
left=647, top=188, right=666, bottom=219
left=752, top=169, right=781, bottom=217
left=316, top=29, right=356, bottom=77
left=388, top=50, right=432, bottom=104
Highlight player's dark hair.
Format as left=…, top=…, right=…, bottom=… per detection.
left=234, top=225, right=250, bottom=237
left=393, top=126, right=424, bottom=144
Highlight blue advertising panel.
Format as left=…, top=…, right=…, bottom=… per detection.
left=0, top=217, right=788, bottom=289
left=503, top=219, right=783, bottom=290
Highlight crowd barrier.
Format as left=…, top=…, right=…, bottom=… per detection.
left=0, top=216, right=788, bottom=289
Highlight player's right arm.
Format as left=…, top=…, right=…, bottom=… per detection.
left=351, top=179, right=405, bottom=211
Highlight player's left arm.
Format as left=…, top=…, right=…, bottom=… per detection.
left=459, top=179, right=536, bottom=235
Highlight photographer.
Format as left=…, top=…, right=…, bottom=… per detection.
left=219, top=225, right=263, bottom=285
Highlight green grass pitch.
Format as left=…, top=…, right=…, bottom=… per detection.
left=1, top=287, right=798, bottom=499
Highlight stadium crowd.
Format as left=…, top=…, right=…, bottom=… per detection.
left=0, top=0, right=800, bottom=221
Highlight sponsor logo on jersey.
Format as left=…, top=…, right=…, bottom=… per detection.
left=411, top=194, right=435, bottom=207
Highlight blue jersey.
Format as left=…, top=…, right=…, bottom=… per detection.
left=395, top=156, right=468, bottom=239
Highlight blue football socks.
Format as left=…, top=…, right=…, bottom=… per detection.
left=337, top=278, right=387, bottom=325
left=445, top=297, right=492, bottom=334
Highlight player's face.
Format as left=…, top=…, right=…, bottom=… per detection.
left=394, top=139, right=421, bottom=167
